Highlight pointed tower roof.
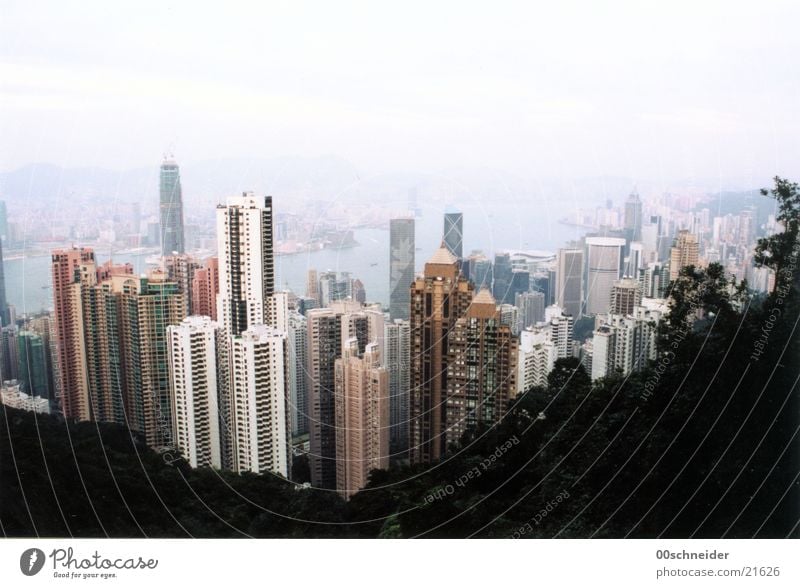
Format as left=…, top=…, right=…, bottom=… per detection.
left=428, top=243, right=458, bottom=265
left=424, top=242, right=459, bottom=279
left=467, top=287, right=498, bottom=319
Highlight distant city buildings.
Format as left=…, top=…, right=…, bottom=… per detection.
left=389, top=218, right=415, bottom=321
left=443, top=211, right=464, bottom=260
left=669, top=229, right=700, bottom=280
left=159, top=157, right=185, bottom=256
left=21, top=162, right=772, bottom=495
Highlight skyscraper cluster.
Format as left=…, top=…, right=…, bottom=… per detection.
left=13, top=163, right=772, bottom=500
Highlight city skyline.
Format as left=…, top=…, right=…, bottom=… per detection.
left=1, top=2, right=797, bottom=553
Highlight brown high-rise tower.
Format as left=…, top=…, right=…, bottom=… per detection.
left=51, top=247, right=95, bottom=420
left=409, top=245, right=473, bottom=464
left=445, top=289, right=518, bottom=447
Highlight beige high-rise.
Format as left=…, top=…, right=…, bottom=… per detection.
left=334, top=340, right=389, bottom=499
left=669, top=230, right=699, bottom=280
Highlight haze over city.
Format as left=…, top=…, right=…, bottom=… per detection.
left=2, top=0, right=799, bottom=186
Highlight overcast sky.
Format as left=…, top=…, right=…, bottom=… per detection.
left=1, top=1, right=798, bottom=184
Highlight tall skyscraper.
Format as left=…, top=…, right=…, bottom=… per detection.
left=191, top=257, right=219, bottom=320
left=624, top=191, right=643, bottom=242
left=385, top=318, right=410, bottom=458
left=409, top=245, right=473, bottom=464
left=118, top=271, right=186, bottom=447
left=669, top=229, right=700, bottom=280
left=492, top=252, right=513, bottom=304
left=287, top=311, right=308, bottom=436
left=334, top=340, right=389, bottom=498
left=467, top=252, right=493, bottom=290
left=0, top=235, right=9, bottom=327
left=443, top=211, right=464, bottom=260
left=585, top=237, right=625, bottom=315
left=229, top=325, right=290, bottom=476
left=167, top=316, right=223, bottom=469
left=515, top=291, right=546, bottom=330
left=0, top=200, right=8, bottom=241
left=445, top=289, right=518, bottom=447
left=556, top=247, right=584, bottom=319
left=216, top=193, right=275, bottom=336
left=51, top=247, right=96, bottom=420
left=389, top=218, right=415, bottom=321
left=305, top=300, right=383, bottom=487
left=159, top=157, right=185, bottom=256
left=306, top=307, right=343, bottom=488
left=306, top=269, right=320, bottom=306
left=81, top=262, right=134, bottom=424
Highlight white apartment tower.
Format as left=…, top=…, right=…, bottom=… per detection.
left=216, top=193, right=275, bottom=337
left=229, top=325, right=290, bottom=477
left=167, top=316, right=222, bottom=469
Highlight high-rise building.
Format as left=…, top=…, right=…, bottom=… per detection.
left=118, top=271, right=186, bottom=447
left=334, top=340, right=389, bottom=498
left=517, top=327, right=557, bottom=392
left=306, top=269, right=320, bottom=306
left=639, top=262, right=669, bottom=299
left=51, top=247, right=96, bottom=420
left=216, top=193, right=275, bottom=336
left=0, top=235, right=9, bottom=327
left=191, top=257, right=219, bottom=320
left=515, top=291, right=545, bottom=330
left=384, top=318, right=410, bottom=458
left=467, top=252, right=492, bottom=290
left=229, top=325, right=290, bottom=477
left=159, top=157, right=185, bottom=256
left=80, top=263, right=133, bottom=424
left=624, top=191, right=643, bottom=242
left=287, top=311, right=308, bottom=436
left=492, top=252, right=513, bottom=304
left=589, top=306, right=661, bottom=380
left=389, top=218, right=415, bottom=321
left=305, top=300, right=381, bottom=487
left=306, top=307, right=343, bottom=488
left=626, top=241, right=644, bottom=277
left=164, top=253, right=201, bottom=315
left=669, top=229, right=700, bottom=280
left=499, top=303, right=520, bottom=335
left=167, top=316, right=223, bottom=469
left=21, top=315, right=58, bottom=408
left=610, top=278, right=642, bottom=315
left=409, top=245, right=473, bottom=463
left=0, top=324, right=18, bottom=383
left=443, top=211, right=464, bottom=260
left=445, top=289, right=517, bottom=447
left=0, top=200, right=7, bottom=241
left=585, top=237, right=625, bottom=315
left=544, top=304, right=574, bottom=359
left=509, top=269, right=530, bottom=302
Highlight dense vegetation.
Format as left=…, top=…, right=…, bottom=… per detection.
left=2, top=178, right=798, bottom=538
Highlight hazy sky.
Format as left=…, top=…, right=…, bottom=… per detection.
left=1, top=1, right=798, bottom=184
